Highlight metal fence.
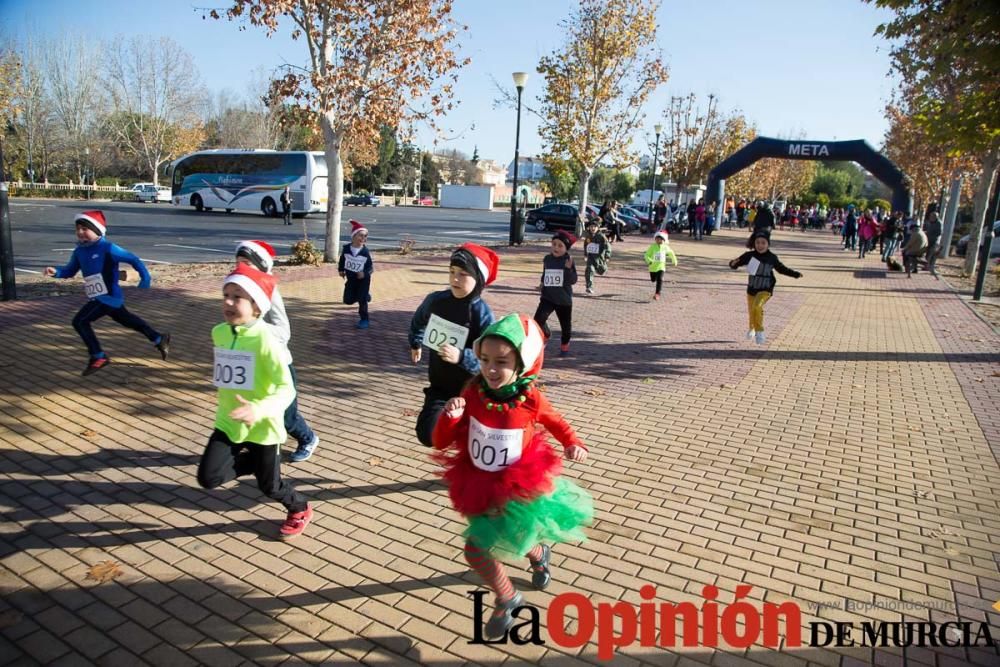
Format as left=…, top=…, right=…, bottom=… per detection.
left=11, top=181, right=134, bottom=192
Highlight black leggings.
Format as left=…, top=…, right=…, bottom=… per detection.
left=415, top=387, right=450, bottom=447
left=197, top=429, right=307, bottom=513
left=650, top=271, right=663, bottom=295
left=533, top=299, right=572, bottom=345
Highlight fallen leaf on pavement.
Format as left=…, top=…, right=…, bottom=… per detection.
left=0, top=610, right=22, bottom=629
left=641, top=377, right=654, bottom=384
left=85, top=560, right=124, bottom=584
left=583, top=388, right=605, bottom=397
left=720, top=383, right=734, bottom=389
left=401, top=408, right=417, bottom=417
left=367, top=457, right=383, bottom=466
left=81, top=430, right=97, bottom=439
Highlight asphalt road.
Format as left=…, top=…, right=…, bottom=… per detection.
left=8, top=198, right=532, bottom=273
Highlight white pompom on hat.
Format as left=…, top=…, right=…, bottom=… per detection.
left=75, top=210, right=107, bottom=236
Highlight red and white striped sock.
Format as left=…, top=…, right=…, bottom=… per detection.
left=526, top=544, right=544, bottom=564
left=464, top=541, right=515, bottom=603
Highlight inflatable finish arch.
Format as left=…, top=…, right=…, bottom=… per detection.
left=705, top=136, right=912, bottom=215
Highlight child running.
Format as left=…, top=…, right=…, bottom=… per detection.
left=234, top=240, right=320, bottom=463
left=643, top=230, right=678, bottom=301
left=44, top=210, right=169, bottom=376
left=197, top=264, right=313, bottom=539
left=409, top=243, right=499, bottom=447
left=728, top=232, right=802, bottom=345
left=582, top=218, right=610, bottom=295
left=533, top=230, right=577, bottom=357
left=338, top=220, right=374, bottom=329
left=431, top=313, right=592, bottom=638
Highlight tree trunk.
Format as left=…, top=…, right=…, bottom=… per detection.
left=322, top=111, right=344, bottom=264
left=962, top=148, right=1000, bottom=276
left=576, top=165, right=593, bottom=237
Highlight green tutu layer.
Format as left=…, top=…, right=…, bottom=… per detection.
left=464, top=477, right=593, bottom=560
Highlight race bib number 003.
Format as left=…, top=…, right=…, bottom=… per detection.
left=343, top=254, right=366, bottom=273
left=213, top=348, right=255, bottom=390
left=586, top=243, right=600, bottom=255
left=543, top=269, right=564, bottom=287
left=468, top=417, right=523, bottom=472
left=84, top=273, right=108, bottom=299
left=422, top=313, right=469, bottom=351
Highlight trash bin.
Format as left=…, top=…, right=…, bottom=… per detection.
left=514, top=209, right=527, bottom=245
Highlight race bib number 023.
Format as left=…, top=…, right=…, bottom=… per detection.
left=343, top=254, right=366, bottom=274
left=422, top=313, right=469, bottom=351
left=213, top=348, right=255, bottom=390
left=543, top=269, right=564, bottom=287
left=468, top=417, right=523, bottom=472
left=84, top=273, right=108, bottom=299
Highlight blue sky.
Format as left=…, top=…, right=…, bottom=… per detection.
left=3, top=0, right=899, bottom=165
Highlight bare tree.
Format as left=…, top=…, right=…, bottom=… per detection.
left=46, top=33, right=103, bottom=183
left=14, top=38, right=54, bottom=182
left=103, top=36, right=206, bottom=184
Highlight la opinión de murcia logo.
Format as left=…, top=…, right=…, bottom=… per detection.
left=469, top=585, right=996, bottom=658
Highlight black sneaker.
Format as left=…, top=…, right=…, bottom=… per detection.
left=156, top=333, right=171, bottom=361
left=529, top=545, right=551, bottom=590
left=484, top=592, right=523, bottom=639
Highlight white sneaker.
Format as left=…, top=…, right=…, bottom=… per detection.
left=755, top=331, right=766, bottom=345
left=746, top=329, right=755, bottom=340
left=586, top=287, right=593, bottom=294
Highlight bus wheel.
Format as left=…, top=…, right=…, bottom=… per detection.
left=225, top=209, right=233, bottom=214
left=261, top=198, right=278, bottom=218
left=191, top=194, right=204, bottom=212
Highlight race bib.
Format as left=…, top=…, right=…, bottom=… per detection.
left=468, top=417, right=523, bottom=472
left=84, top=273, right=108, bottom=299
left=747, top=257, right=761, bottom=275
left=654, top=252, right=666, bottom=264
left=344, top=254, right=366, bottom=273
left=422, top=313, right=469, bottom=350
left=213, top=348, right=255, bottom=390
left=543, top=269, right=564, bottom=287
left=586, top=243, right=600, bottom=255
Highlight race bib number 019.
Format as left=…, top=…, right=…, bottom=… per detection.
left=422, top=313, right=469, bottom=351
left=543, top=269, right=564, bottom=287
left=343, top=254, right=366, bottom=273
left=586, top=243, right=600, bottom=255
left=213, top=348, right=255, bottom=390
left=84, top=273, right=108, bottom=299
left=468, top=417, right=523, bottom=472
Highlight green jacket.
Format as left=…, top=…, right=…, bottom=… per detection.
left=644, top=242, right=678, bottom=272
left=211, top=319, right=294, bottom=445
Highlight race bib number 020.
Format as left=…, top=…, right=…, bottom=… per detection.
left=213, top=348, right=255, bottom=390
left=422, top=313, right=469, bottom=351
left=84, top=273, right=108, bottom=299
left=343, top=254, right=366, bottom=273
left=468, top=417, right=523, bottom=472
left=543, top=269, right=564, bottom=287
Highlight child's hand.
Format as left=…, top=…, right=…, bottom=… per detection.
left=565, top=256, right=573, bottom=269
left=356, top=271, right=364, bottom=280
left=728, top=259, right=738, bottom=269
left=339, top=271, right=346, bottom=278
left=438, top=344, right=461, bottom=364
left=411, top=347, right=422, bottom=363
left=44, top=267, right=56, bottom=277
left=229, top=395, right=256, bottom=426
left=565, top=445, right=588, bottom=463
left=443, top=397, right=466, bottom=419
left=795, top=272, right=803, bottom=279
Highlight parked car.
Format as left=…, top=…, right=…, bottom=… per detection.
left=620, top=205, right=651, bottom=229
left=135, top=184, right=171, bottom=203
left=526, top=204, right=598, bottom=231
left=955, top=221, right=1000, bottom=257
left=412, top=195, right=434, bottom=206
left=345, top=194, right=381, bottom=206
left=130, top=182, right=155, bottom=193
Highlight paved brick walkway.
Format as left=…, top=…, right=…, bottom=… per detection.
left=0, top=228, right=997, bottom=666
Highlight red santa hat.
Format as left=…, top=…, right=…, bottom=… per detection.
left=235, top=240, right=277, bottom=274
left=552, top=230, right=577, bottom=249
left=224, top=264, right=277, bottom=315
left=451, top=242, right=500, bottom=287
left=350, top=220, right=368, bottom=238
left=654, top=230, right=670, bottom=243
left=75, top=210, right=107, bottom=237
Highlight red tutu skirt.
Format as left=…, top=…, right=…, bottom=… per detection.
left=433, top=431, right=563, bottom=517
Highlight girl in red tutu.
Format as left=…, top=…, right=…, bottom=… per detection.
left=432, top=313, right=593, bottom=638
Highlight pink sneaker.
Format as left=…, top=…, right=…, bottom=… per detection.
left=279, top=505, right=313, bottom=539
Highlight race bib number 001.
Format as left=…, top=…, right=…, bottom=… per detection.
left=213, top=348, right=255, bottom=390
left=422, top=313, right=469, bottom=351
left=586, top=242, right=600, bottom=255
left=343, top=254, right=366, bottom=273
left=543, top=269, right=564, bottom=287
left=84, top=273, right=108, bottom=299
left=468, top=417, right=523, bottom=472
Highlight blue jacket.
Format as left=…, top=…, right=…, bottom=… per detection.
left=54, top=237, right=152, bottom=308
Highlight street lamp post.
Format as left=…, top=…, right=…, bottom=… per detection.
left=84, top=147, right=91, bottom=200
left=647, top=124, right=662, bottom=231
left=508, top=71, right=528, bottom=246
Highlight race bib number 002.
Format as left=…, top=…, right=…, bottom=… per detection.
left=422, top=313, right=469, bottom=351
left=543, top=269, right=564, bottom=287
left=468, top=417, right=523, bottom=472
left=343, top=254, right=366, bottom=273
left=213, top=348, right=255, bottom=390
left=84, top=273, right=108, bottom=299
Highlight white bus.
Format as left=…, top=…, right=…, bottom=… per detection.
left=170, top=149, right=328, bottom=217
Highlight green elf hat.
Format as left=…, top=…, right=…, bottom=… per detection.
left=474, top=313, right=546, bottom=378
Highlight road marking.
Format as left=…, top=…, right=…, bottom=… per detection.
left=141, top=258, right=173, bottom=265
left=439, top=230, right=474, bottom=235
left=9, top=202, right=55, bottom=207
left=14, top=267, right=42, bottom=274
left=154, top=243, right=232, bottom=254
left=52, top=248, right=76, bottom=252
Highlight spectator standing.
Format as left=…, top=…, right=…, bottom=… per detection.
left=923, top=211, right=943, bottom=280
